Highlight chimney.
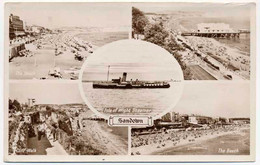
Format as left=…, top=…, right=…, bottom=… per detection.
left=122, top=72, right=127, bottom=82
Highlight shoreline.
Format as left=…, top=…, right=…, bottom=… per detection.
left=75, top=31, right=129, bottom=48
left=131, top=127, right=249, bottom=155
left=81, top=120, right=128, bottom=155
left=9, top=30, right=129, bottom=80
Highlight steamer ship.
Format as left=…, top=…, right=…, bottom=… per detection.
left=92, top=66, right=170, bottom=89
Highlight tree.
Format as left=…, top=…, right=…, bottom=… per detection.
left=12, top=99, right=21, bottom=111
left=143, top=22, right=169, bottom=47
left=171, top=52, right=193, bottom=80
left=9, top=99, right=13, bottom=109
left=132, top=7, right=148, bottom=36
left=164, top=35, right=185, bottom=52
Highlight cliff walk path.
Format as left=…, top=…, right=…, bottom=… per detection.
left=27, top=125, right=68, bottom=155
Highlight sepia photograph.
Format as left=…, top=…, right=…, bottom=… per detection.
left=8, top=83, right=128, bottom=155
left=132, top=3, right=253, bottom=80
left=7, top=3, right=130, bottom=80
left=131, top=82, right=250, bottom=155
left=3, top=1, right=257, bottom=163
left=80, top=39, right=183, bottom=118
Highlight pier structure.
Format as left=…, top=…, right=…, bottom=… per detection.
left=238, top=29, right=250, bottom=33
left=181, top=32, right=240, bottom=38
left=181, top=23, right=245, bottom=38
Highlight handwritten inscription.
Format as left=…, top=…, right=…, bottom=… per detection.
left=218, top=148, right=239, bottom=154
left=103, top=107, right=152, bottom=113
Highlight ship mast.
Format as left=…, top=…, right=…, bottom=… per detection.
left=107, top=65, right=110, bottom=81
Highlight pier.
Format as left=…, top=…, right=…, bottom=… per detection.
left=181, top=23, right=250, bottom=38
left=181, top=32, right=240, bottom=38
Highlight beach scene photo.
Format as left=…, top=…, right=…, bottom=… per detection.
left=3, top=1, right=257, bottom=163
left=7, top=3, right=130, bottom=80
left=132, top=3, right=253, bottom=80
left=80, top=40, right=184, bottom=118
left=131, top=82, right=250, bottom=155
left=8, top=83, right=128, bottom=155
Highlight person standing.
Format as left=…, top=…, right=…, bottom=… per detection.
left=37, top=123, right=42, bottom=141
left=37, top=122, right=46, bottom=141
left=51, top=123, right=58, bottom=142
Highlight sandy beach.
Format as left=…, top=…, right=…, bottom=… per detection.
left=9, top=32, right=90, bottom=80
left=154, top=128, right=250, bottom=155
left=81, top=120, right=128, bottom=155
left=9, top=30, right=129, bottom=80
left=131, top=125, right=249, bottom=155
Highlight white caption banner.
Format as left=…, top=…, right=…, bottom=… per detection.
left=108, top=116, right=153, bottom=126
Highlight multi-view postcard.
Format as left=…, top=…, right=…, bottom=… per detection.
left=4, top=1, right=256, bottom=162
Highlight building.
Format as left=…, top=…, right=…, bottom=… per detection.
left=31, top=25, right=46, bottom=34
left=197, top=23, right=235, bottom=33
left=229, top=118, right=250, bottom=124
left=27, top=98, right=36, bottom=107
left=161, top=112, right=182, bottom=122
left=188, top=115, right=214, bottom=125
left=188, top=116, right=198, bottom=124
left=216, top=117, right=229, bottom=125
left=196, top=116, right=214, bottom=125
left=161, top=112, right=171, bottom=122
left=9, top=14, right=25, bottom=40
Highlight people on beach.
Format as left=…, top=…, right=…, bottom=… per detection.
left=186, top=36, right=250, bottom=74
left=9, top=32, right=94, bottom=80
left=131, top=124, right=248, bottom=155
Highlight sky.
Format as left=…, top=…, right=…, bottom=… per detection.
left=82, top=40, right=183, bottom=81
left=134, top=2, right=253, bottom=19
left=9, top=83, right=83, bottom=105
left=173, top=82, right=250, bottom=118
left=6, top=2, right=254, bottom=29
left=6, top=3, right=131, bottom=29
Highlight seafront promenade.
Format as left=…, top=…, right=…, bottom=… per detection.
left=177, top=35, right=250, bottom=80
left=9, top=31, right=94, bottom=80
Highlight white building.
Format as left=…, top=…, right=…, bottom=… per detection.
left=31, top=25, right=43, bottom=33
left=197, top=23, right=235, bottom=33
left=188, top=116, right=198, bottom=124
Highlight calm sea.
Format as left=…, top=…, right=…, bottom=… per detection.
left=76, top=31, right=129, bottom=47
left=215, top=33, right=250, bottom=54
left=83, top=82, right=183, bottom=117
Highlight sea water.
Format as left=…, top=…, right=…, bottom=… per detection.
left=215, top=33, right=250, bottom=54
left=83, top=82, right=183, bottom=117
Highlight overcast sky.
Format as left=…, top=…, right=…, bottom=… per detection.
left=6, top=3, right=131, bottom=29
left=9, top=83, right=82, bottom=105
left=134, top=2, right=253, bottom=24
left=83, top=40, right=183, bottom=81
left=173, top=82, right=250, bottom=118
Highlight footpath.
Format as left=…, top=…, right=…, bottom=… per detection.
left=27, top=125, right=68, bottom=155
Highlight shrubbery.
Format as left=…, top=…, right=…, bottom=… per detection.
left=132, top=7, right=193, bottom=80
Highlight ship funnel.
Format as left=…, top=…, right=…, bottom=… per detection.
left=122, top=72, right=127, bottom=82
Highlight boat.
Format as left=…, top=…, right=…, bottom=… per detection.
left=92, top=66, right=170, bottom=89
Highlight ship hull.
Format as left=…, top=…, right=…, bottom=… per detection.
left=93, top=83, right=170, bottom=89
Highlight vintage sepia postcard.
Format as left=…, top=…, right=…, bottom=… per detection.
left=3, top=1, right=257, bottom=162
